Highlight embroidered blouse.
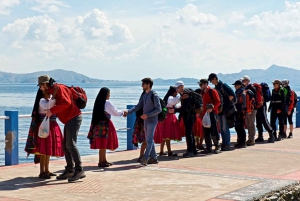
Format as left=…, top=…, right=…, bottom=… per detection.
left=167, top=96, right=181, bottom=108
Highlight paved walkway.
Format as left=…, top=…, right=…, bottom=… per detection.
left=1, top=130, right=300, bottom=201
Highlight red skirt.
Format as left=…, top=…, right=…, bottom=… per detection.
left=90, top=120, right=119, bottom=150
left=33, top=121, right=64, bottom=157
left=154, top=122, right=163, bottom=144
left=162, top=113, right=181, bottom=141
left=193, top=115, right=204, bottom=138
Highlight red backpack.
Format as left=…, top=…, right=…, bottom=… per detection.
left=252, top=83, right=264, bottom=108
left=69, top=86, right=88, bottom=109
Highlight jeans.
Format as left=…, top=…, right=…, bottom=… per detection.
left=235, top=111, right=246, bottom=144
left=63, top=115, right=82, bottom=171
left=144, top=120, right=158, bottom=160
left=256, top=106, right=273, bottom=137
left=218, top=114, right=230, bottom=147
left=203, top=112, right=219, bottom=150
left=183, top=115, right=196, bottom=154
left=245, top=110, right=257, bottom=141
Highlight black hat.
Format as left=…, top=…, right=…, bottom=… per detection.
left=197, top=79, right=208, bottom=84
left=208, top=73, right=217, bottom=81
left=232, top=80, right=243, bottom=86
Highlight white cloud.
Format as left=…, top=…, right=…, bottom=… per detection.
left=176, top=4, right=218, bottom=25
left=244, top=1, right=300, bottom=40
left=0, top=0, right=19, bottom=15
left=228, top=12, right=245, bottom=24
left=233, top=30, right=243, bottom=36
left=81, top=45, right=105, bottom=59
left=30, top=0, right=70, bottom=13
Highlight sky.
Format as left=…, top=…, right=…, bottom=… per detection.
left=0, top=0, right=300, bottom=80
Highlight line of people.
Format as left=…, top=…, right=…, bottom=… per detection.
left=24, top=74, right=297, bottom=183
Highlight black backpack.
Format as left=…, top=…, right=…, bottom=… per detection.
left=182, top=88, right=203, bottom=114
left=209, top=88, right=224, bottom=112
left=260, top=82, right=271, bottom=103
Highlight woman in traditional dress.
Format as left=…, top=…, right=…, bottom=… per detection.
left=87, top=87, right=124, bottom=167
left=25, top=88, right=64, bottom=179
left=157, top=86, right=182, bottom=156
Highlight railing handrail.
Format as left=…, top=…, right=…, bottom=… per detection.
left=0, top=111, right=94, bottom=121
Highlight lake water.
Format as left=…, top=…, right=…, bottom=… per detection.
left=0, top=83, right=298, bottom=165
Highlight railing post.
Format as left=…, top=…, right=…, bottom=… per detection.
left=127, top=105, right=137, bottom=150
left=296, top=101, right=300, bottom=128
left=5, top=111, right=19, bottom=166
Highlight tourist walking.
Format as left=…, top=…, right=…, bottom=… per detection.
left=170, top=81, right=199, bottom=157
left=282, top=79, right=295, bottom=138
left=87, top=87, right=124, bottom=167
left=232, top=80, right=247, bottom=148
left=126, top=78, right=162, bottom=166
left=208, top=73, right=236, bottom=151
left=25, top=89, right=64, bottom=179
left=199, top=79, right=221, bottom=154
left=268, top=79, right=285, bottom=141
left=39, top=75, right=85, bottom=182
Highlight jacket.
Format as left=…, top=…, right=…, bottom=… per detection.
left=201, top=86, right=221, bottom=116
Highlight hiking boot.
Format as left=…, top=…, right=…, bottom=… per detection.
left=268, top=136, right=275, bottom=143
left=183, top=152, right=196, bottom=158
left=221, top=145, right=231, bottom=151
left=200, top=148, right=213, bottom=155
left=68, top=170, right=86, bottom=183
left=137, top=157, right=142, bottom=163
left=282, top=132, right=287, bottom=138
left=246, top=140, right=255, bottom=146
left=288, top=132, right=293, bottom=138
left=255, top=137, right=264, bottom=143
left=277, top=135, right=282, bottom=141
left=56, top=170, right=74, bottom=180
left=214, top=145, right=221, bottom=154
left=235, top=143, right=247, bottom=149
left=147, top=158, right=159, bottom=164
left=140, top=157, right=148, bottom=166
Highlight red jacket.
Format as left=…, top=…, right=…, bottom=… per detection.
left=288, top=90, right=295, bottom=112
left=48, top=84, right=81, bottom=124
left=201, top=86, right=221, bottom=116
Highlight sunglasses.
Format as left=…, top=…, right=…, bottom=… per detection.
left=199, top=83, right=204, bottom=86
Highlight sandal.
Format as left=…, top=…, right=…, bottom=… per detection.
left=168, top=152, right=178, bottom=157
left=106, top=162, right=113, bottom=166
left=46, top=171, right=57, bottom=176
left=159, top=152, right=167, bottom=156
left=98, top=162, right=109, bottom=167
left=38, top=173, right=51, bottom=179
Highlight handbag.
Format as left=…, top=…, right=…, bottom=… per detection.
left=38, top=116, right=50, bottom=138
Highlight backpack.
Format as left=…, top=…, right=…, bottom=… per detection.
left=151, top=93, right=167, bottom=122
left=292, top=91, right=298, bottom=108
left=209, top=88, right=223, bottom=112
left=251, top=83, right=264, bottom=108
left=261, top=82, right=271, bottom=103
left=67, top=85, right=87, bottom=109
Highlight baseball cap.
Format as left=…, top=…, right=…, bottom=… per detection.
left=232, top=80, right=243, bottom=86
left=208, top=73, right=217, bottom=81
left=37, top=75, right=50, bottom=86
left=197, top=79, right=208, bottom=84
left=272, top=79, right=281, bottom=84
left=175, top=81, right=184, bottom=87
left=282, top=79, right=289, bottom=85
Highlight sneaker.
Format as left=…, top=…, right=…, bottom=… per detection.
left=183, top=152, right=196, bottom=158
left=221, top=145, right=231, bottom=151
left=255, top=137, right=264, bottom=143
left=214, top=146, right=221, bottom=154
left=147, top=158, right=159, bottom=164
left=56, top=170, right=74, bottom=180
left=246, top=140, right=255, bottom=146
left=200, top=148, right=213, bottom=155
left=137, top=157, right=142, bottom=163
left=140, top=157, right=148, bottom=166
left=68, top=170, right=86, bottom=183
left=288, top=132, right=293, bottom=138
left=235, top=143, right=247, bottom=149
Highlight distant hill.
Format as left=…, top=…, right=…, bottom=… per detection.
left=0, top=65, right=299, bottom=85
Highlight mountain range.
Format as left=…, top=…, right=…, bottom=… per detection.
left=0, top=65, right=298, bottom=85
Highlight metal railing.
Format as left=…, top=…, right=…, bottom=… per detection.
left=1, top=106, right=137, bottom=166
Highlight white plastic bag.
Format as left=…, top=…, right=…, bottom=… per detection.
left=202, top=112, right=211, bottom=128
left=38, top=116, right=50, bottom=138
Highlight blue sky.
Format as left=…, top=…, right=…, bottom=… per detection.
left=0, top=0, right=300, bottom=80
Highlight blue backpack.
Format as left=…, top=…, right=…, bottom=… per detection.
left=261, top=82, right=271, bottom=103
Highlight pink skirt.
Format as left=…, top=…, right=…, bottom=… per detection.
left=162, top=113, right=181, bottom=141
left=34, top=121, right=64, bottom=157
left=154, top=122, right=163, bottom=144
left=90, top=120, right=119, bottom=150
left=193, top=115, right=204, bottom=138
